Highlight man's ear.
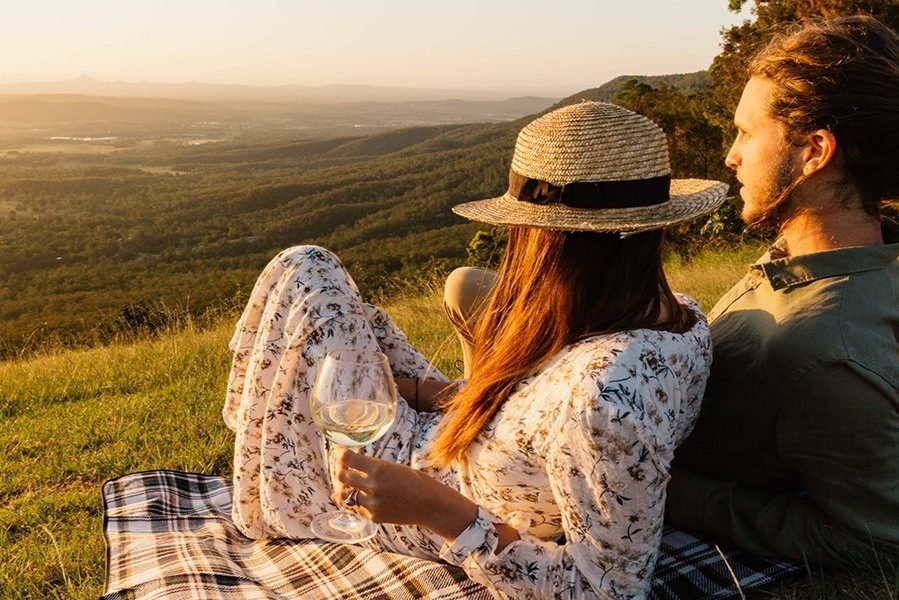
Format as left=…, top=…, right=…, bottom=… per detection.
left=798, top=128, right=838, bottom=177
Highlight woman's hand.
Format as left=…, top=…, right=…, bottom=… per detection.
left=330, top=446, right=478, bottom=542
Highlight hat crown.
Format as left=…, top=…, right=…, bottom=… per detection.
left=511, top=101, right=670, bottom=185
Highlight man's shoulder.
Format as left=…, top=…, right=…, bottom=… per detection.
left=834, top=264, right=898, bottom=391
left=712, top=259, right=897, bottom=388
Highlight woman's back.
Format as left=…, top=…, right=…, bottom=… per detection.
left=370, top=296, right=711, bottom=597
left=459, top=296, right=711, bottom=533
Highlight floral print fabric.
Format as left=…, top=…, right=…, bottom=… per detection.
left=225, top=245, right=712, bottom=599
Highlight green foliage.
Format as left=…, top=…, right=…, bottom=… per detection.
left=700, top=200, right=746, bottom=238
left=466, top=227, right=508, bottom=269
left=550, top=71, right=711, bottom=109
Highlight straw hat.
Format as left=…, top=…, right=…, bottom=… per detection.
left=453, top=101, right=728, bottom=234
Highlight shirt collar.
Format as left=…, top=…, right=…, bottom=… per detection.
left=750, top=219, right=899, bottom=291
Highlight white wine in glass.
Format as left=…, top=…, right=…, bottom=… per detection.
left=314, top=399, right=395, bottom=448
left=310, top=351, right=397, bottom=543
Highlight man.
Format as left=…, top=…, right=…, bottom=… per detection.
left=444, top=15, right=898, bottom=569
left=665, top=15, right=899, bottom=569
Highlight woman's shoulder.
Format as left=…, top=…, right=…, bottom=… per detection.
left=552, top=294, right=711, bottom=399
left=521, top=293, right=711, bottom=398
left=573, top=293, right=710, bottom=359
left=671, top=292, right=712, bottom=350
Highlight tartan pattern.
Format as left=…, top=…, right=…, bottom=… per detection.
left=102, top=471, right=801, bottom=599
left=649, top=529, right=801, bottom=600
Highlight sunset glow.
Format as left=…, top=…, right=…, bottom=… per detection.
left=0, top=0, right=751, bottom=95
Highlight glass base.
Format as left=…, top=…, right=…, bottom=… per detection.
left=311, top=509, right=377, bottom=544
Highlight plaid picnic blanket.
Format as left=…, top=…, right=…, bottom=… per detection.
left=102, top=471, right=801, bottom=599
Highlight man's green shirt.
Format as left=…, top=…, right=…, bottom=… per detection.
left=668, top=221, right=899, bottom=568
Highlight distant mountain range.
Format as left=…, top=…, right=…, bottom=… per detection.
left=0, top=93, right=560, bottom=131
left=0, top=75, right=557, bottom=104
left=0, top=72, right=709, bottom=105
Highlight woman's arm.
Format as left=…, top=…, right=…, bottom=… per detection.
left=331, top=447, right=520, bottom=549
left=437, top=387, right=670, bottom=600
left=395, top=377, right=462, bottom=412
left=333, top=375, right=670, bottom=599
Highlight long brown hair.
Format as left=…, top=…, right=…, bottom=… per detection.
left=429, top=226, right=694, bottom=467
left=748, top=15, right=899, bottom=225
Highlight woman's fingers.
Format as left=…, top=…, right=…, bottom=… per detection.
left=334, top=446, right=374, bottom=471
left=332, top=447, right=439, bottom=525
left=330, top=477, right=350, bottom=502
left=336, top=465, right=369, bottom=490
left=333, top=484, right=359, bottom=506
left=334, top=447, right=384, bottom=491
left=330, top=486, right=376, bottom=519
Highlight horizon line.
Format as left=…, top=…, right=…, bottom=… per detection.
left=0, top=71, right=708, bottom=95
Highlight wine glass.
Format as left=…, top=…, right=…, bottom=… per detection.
left=310, top=350, right=397, bottom=543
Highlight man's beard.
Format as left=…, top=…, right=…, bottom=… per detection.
left=742, top=158, right=801, bottom=231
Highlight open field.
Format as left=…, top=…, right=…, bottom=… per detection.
left=0, top=244, right=894, bottom=599
left=4, top=143, right=121, bottom=155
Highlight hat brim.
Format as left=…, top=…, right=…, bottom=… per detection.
left=452, top=179, right=730, bottom=234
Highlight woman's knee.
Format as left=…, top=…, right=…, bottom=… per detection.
left=274, top=245, right=343, bottom=270
left=259, top=245, right=357, bottom=302
left=443, top=267, right=498, bottom=327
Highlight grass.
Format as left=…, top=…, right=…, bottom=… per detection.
left=0, top=243, right=893, bottom=599
left=663, top=243, right=766, bottom=310
left=0, top=201, right=18, bottom=217
left=0, top=325, right=235, bottom=598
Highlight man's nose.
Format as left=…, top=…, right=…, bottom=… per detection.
left=724, top=143, right=739, bottom=170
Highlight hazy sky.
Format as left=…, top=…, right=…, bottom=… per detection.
left=0, top=0, right=752, bottom=95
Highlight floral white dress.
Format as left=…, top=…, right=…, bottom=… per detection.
left=224, top=245, right=712, bottom=600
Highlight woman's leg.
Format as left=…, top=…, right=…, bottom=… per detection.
left=226, top=245, right=444, bottom=539
left=226, top=246, right=377, bottom=538
left=442, top=267, right=498, bottom=378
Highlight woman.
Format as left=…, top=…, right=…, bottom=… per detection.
left=224, top=101, right=727, bottom=598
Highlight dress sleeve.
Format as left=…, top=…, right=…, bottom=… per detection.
left=666, top=361, right=899, bottom=568
left=439, top=377, right=670, bottom=599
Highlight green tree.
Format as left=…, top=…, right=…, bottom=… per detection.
left=466, top=227, right=508, bottom=269
left=613, top=81, right=748, bottom=244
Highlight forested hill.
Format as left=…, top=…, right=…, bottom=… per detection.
left=0, top=71, right=717, bottom=358
left=549, top=71, right=710, bottom=109
left=0, top=110, right=521, bottom=357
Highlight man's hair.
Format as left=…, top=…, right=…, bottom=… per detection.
left=750, top=15, right=899, bottom=216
